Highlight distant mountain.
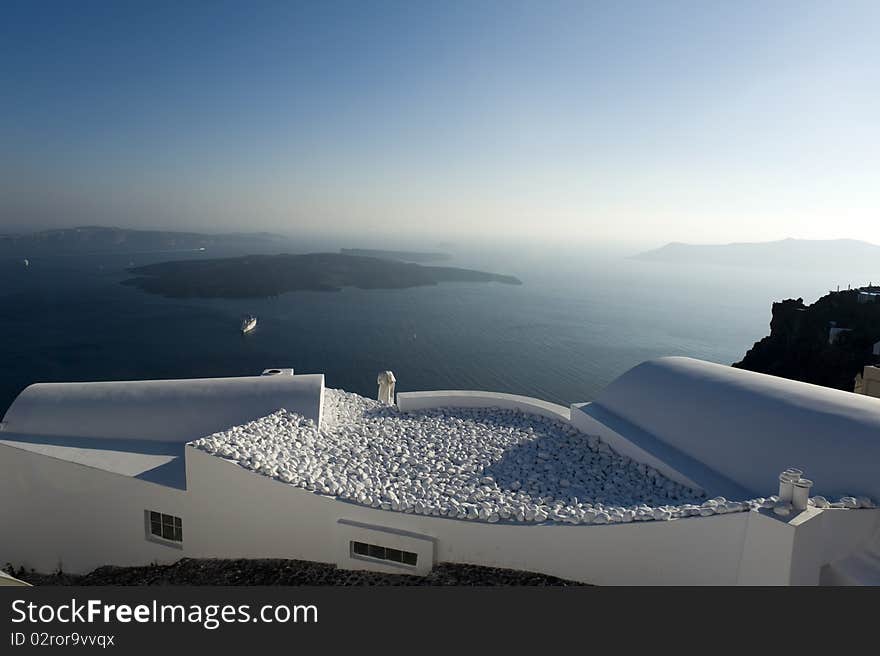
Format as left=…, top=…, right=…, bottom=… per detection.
left=123, top=253, right=522, bottom=298
left=340, top=248, right=451, bottom=263
left=0, top=226, right=288, bottom=256
left=633, top=238, right=880, bottom=269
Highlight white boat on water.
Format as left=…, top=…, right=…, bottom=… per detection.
left=241, top=315, right=257, bottom=334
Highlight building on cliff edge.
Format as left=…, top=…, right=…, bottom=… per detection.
left=1, top=358, right=880, bottom=586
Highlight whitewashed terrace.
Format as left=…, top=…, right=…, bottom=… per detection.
left=190, top=389, right=873, bottom=524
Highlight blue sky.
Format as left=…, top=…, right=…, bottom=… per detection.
left=1, top=1, right=878, bottom=246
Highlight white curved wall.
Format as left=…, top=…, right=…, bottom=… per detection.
left=0, top=441, right=188, bottom=573
left=594, top=357, right=880, bottom=500
left=5, top=360, right=880, bottom=584
left=2, top=440, right=877, bottom=584
left=1, top=374, right=325, bottom=442
left=396, top=390, right=570, bottom=422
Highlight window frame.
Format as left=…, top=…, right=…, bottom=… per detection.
left=350, top=540, right=418, bottom=567
left=144, top=509, right=184, bottom=548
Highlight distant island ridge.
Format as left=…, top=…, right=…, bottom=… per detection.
left=634, top=238, right=880, bottom=269
left=123, top=253, right=522, bottom=298
left=0, top=228, right=460, bottom=266
left=0, top=226, right=288, bottom=256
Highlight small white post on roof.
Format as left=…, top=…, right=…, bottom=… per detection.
left=377, top=371, right=396, bottom=405
left=778, top=468, right=803, bottom=502
left=792, top=478, right=813, bottom=511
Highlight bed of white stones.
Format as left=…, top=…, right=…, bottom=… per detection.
left=190, top=389, right=875, bottom=524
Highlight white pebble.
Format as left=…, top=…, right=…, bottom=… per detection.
left=189, top=388, right=873, bottom=527
left=811, top=496, right=830, bottom=509
left=773, top=501, right=792, bottom=517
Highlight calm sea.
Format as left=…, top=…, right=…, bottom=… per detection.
left=0, top=242, right=872, bottom=415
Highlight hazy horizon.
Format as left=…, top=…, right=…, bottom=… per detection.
left=5, top=223, right=880, bottom=256
left=2, top=1, right=878, bottom=246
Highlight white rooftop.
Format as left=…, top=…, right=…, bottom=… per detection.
left=588, top=357, right=880, bottom=501
left=2, top=373, right=324, bottom=442
left=0, top=371, right=324, bottom=490
left=2, top=358, right=877, bottom=521
left=191, top=389, right=760, bottom=525
left=0, top=434, right=186, bottom=488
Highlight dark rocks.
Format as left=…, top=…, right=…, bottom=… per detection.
left=6, top=558, right=585, bottom=586
left=734, top=288, right=880, bottom=391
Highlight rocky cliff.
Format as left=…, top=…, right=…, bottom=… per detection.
left=734, top=288, right=880, bottom=391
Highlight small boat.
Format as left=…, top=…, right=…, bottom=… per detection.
left=241, top=315, right=257, bottom=334
left=22, top=258, right=29, bottom=267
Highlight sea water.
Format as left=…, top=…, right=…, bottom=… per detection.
left=0, top=242, right=871, bottom=414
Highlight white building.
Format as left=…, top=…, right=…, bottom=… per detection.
left=855, top=366, right=880, bottom=399
left=1, top=358, right=879, bottom=586
left=0, top=570, right=30, bottom=587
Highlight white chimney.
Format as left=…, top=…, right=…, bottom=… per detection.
left=791, top=478, right=813, bottom=511
left=261, top=368, right=294, bottom=376
left=778, top=468, right=803, bottom=502
left=377, top=371, right=396, bottom=405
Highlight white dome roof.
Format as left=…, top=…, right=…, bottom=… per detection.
left=594, top=357, right=880, bottom=499
left=2, top=373, right=324, bottom=442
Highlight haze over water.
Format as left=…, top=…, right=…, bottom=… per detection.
left=2, top=240, right=872, bottom=415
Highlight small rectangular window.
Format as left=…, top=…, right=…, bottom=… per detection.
left=350, top=541, right=417, bottom=567
left=147, top=510, right=183, bottom=543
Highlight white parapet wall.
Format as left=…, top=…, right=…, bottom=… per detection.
left=0, top=440, right=188, bottom=574
left=3, top=366, right=880, bottom=585
left=396, top=390, right=571, bottom=422
left=1, top=428, right=878, bottom=584
left=182, top=448, right=880, bottom=585
left=1, top=373, right=325, bottom=441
